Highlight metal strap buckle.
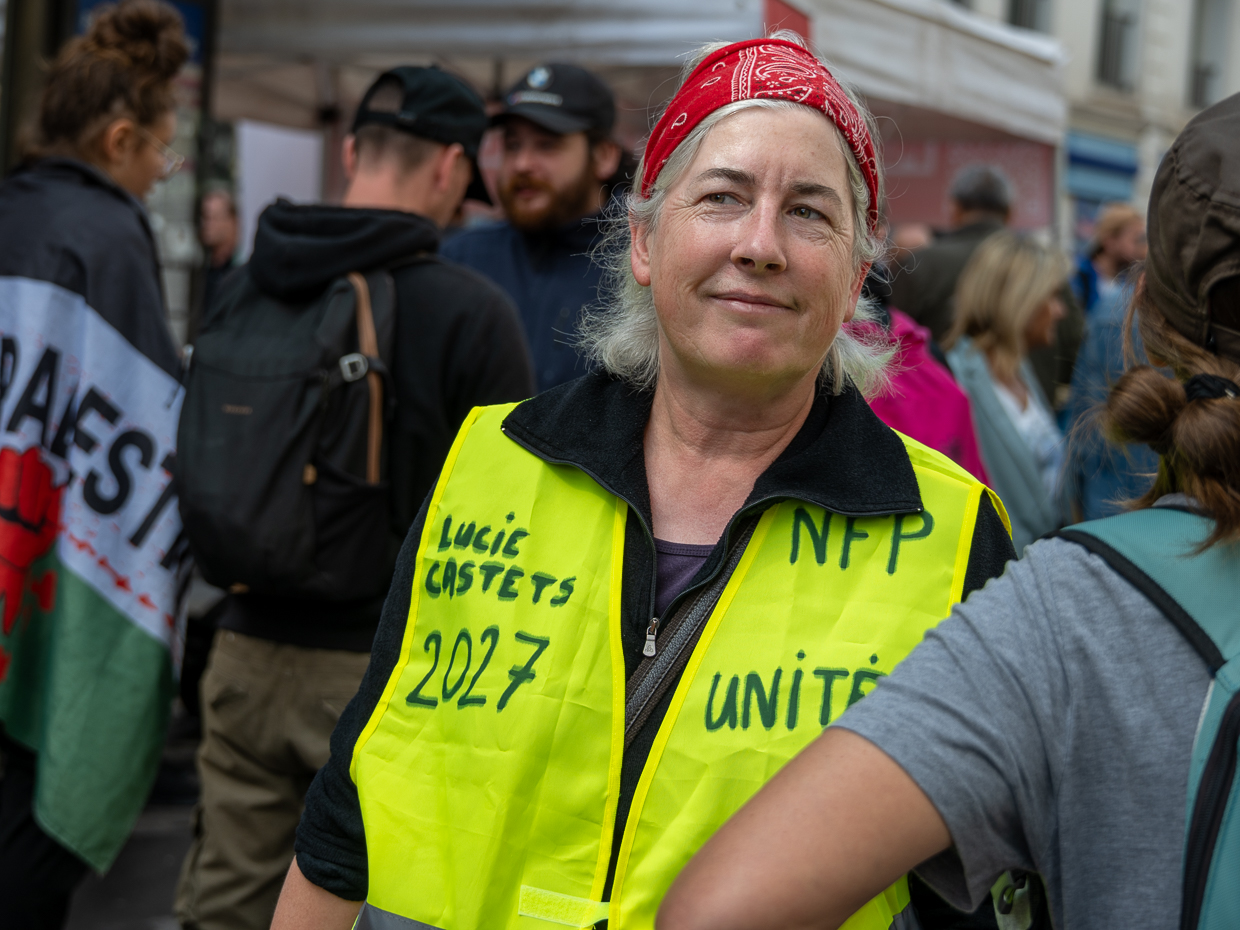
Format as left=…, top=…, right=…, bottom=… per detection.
left=339, top=353, right=369, bottom=382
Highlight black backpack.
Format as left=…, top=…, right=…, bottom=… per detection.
left=177, top=267, right=399, bottom=600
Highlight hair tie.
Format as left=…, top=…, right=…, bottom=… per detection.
left=1184, top=373, right=1240, bottom=401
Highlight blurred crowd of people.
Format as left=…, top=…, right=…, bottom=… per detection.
left=0, top=2, right=1221, bottom=930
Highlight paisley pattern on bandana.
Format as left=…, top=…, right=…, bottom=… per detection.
left=640, top=39, right=880, bottom=233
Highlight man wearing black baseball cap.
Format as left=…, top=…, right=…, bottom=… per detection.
left=173, top=66, right=532, bottom=930
left=442, top=63, right=626, bottom=392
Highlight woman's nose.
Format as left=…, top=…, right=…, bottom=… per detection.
left=732, top=205, right=786, bottom=274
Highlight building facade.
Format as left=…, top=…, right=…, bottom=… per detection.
left=956, top=0, right=1239, bottom=246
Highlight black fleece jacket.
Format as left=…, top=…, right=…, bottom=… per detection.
left=294, top=372, right=1014, bottom=924
left=218, top=202, right=534, bottom=651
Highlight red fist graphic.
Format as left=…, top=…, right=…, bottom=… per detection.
left=0, top=446, right=63, bottom=635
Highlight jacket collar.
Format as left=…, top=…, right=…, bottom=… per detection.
left=502, top=371, right=923, bottom=531
left=25, top=156, right=155, bottom=238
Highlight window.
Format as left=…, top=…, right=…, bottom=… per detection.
left=1009, top=0, right=1051, bottom=31
left=1097, top=0, right=1141, bottom=92
left=1190, top=0, right=1232, bottom=108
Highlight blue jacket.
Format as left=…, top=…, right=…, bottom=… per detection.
left=441, top=216, right=603, bottom=392
left=1065, top=284, right=1158, bottom=520
left=1070, top=254, right=1101, bottom=317
left=947, top=337, right=1068, bottom=553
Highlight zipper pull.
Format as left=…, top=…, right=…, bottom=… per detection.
left=643, top=617, right=659, bottom=657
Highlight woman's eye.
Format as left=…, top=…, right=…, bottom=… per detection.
left=706, top=192, right=737, bottom=205
left=791, top=206, right=822, bottom=220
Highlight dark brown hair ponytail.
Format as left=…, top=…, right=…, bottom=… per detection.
left=1103, top=282, right=1240, bottom=546
left=36, top=0, right=188, bottom=153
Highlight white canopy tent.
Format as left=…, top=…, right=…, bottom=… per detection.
left=214, top=0, right=1065, bottom=143
left=212, top=0, right=1066, bottom=226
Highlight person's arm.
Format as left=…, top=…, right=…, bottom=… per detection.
left=658, top=728, right=950, bottom=930
left=271, top=857, right=362, bottom=930
left=663, top=537, right=1080, bottom=930
left=962, top=492, right=1014, bottom=594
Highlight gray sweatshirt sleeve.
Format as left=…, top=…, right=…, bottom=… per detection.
left=834, top=535, right=1209, bottom=926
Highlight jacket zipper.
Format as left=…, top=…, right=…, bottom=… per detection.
left=1181, top=688, right=1240, bottom=930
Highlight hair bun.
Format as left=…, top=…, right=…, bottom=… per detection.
left=86, top=0, right=189, bottom=81
left=1104, top=365, right=1185, bottom=455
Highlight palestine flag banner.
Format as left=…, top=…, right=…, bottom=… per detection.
left=0, top=276, right=188, bottom=872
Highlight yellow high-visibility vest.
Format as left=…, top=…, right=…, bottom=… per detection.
left=351, top=403, right=1007, bottom=930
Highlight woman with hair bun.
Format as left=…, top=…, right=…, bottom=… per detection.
left=4, top=0, right=186, bottom=372
left=659, top=93, right=1240, bottom=930
left=0, top=3, right=187, bottom=927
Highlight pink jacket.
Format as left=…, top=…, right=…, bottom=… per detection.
left=866, top=309, right=991, bottom=486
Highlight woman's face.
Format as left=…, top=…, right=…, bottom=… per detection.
left=1025, top=291, right=1066, bottom=351
left=631, top=106, right=866, bottom=396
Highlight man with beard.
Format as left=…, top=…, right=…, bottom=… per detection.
left=441, top=64, right=622, bottom=391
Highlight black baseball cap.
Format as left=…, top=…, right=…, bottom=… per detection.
left=353, top=66, right=488, bottom=155
left=497, top=63, right=615, bottom=136
left=351, top=66, right=492, bottom=203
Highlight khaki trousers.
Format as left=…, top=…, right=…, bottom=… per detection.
left=174, top=630, right=370, bottom=930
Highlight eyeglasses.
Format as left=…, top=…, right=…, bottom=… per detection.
left=137, top=126, right=185, bottom=178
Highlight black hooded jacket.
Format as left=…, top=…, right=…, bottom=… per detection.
left=219, top=202, right=534, bottom=651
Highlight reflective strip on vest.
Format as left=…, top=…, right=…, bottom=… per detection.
left=356, top=903, right=447, bottom=930
left=352, top=404, right=1007, bottom=930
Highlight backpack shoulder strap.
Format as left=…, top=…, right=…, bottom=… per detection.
left=361, top=268, right=396, bottom=369
left=1057, top=509, right=1240, bottom=930
left=1053, top=508, right=1240, bottom=670
left=347, top=272, right=387, bottom=486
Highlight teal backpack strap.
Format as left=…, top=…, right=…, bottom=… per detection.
left=1055, top=509, right=1228, bottom=670
left=1053, top=508, right=1240, bottom=930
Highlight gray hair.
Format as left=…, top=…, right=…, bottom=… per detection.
left=578, top=32, right=893, bottom=396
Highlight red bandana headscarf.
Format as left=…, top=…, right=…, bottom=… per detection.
left=640, top=38, right=880, bottom=234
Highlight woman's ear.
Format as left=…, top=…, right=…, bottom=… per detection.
left=844, top=261, right=872, bottom=323
left=341, top=135, right=359, bottom=181
left=98, top=117, right=137, bottom=167
left=630, top=215, right=653, bottom=287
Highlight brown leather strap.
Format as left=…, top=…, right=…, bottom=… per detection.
left=347, top=272, right=383, bottom=485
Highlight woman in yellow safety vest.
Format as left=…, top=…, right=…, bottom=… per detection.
left=273, top=33, right=1015, bottom=930
left=657, top=95, right=1240, bottom=930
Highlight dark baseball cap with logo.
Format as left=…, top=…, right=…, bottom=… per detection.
left=1146, top=92, right=1240, bottom=363
left=351, top=66, right=492, bottom=202
left=497, top=63, right=616, bottom=137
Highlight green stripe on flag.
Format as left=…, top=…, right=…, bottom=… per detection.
left=0, top=552, right=173, bottom=871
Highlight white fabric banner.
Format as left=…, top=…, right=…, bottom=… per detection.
left=0, top=276, right=185, bottom=648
